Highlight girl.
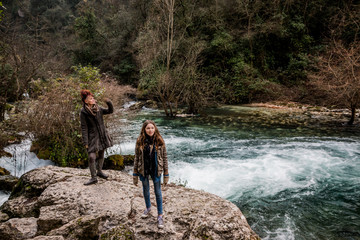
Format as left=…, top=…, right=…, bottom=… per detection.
left=133, top=120, right=169, bottom=228
left=80, top=89, right=113, bottom=185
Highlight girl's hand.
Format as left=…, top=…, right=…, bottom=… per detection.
left=164, top=175, right=169, bottom=185
left=133, top=176, right=138, bottom=186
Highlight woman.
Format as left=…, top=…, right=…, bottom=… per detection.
left=133, top=120, right=169, bottom=228
left=80, top=89, right=113, bottom=185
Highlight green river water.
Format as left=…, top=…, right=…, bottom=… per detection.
left=109, top=104, right=360, bottom=240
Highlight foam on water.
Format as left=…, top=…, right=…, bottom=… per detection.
left=164, top=134, right=360, bottom=239
left=0, top=139, right=55, bottom=207
left=1, top=139, right=55, bottom=177
left=168, top=137, right=358, bottom=195
left=0, top=191, right=9, bottom=206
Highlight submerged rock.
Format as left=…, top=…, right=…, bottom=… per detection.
left=0, top=166, right=259, bottom=240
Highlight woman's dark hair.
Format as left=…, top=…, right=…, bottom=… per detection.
left=136, top=120, right=165, bottom=150
left=80, top=89, right=93, bottom=103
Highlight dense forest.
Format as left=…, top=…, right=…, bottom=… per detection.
left=1, top=0, right=359, bottom=113
left=0, top=0, right=359, bottom=164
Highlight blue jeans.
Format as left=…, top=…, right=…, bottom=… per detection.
left=141, top=176, right=163, bottom=215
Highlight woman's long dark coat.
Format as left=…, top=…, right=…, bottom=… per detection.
left=80, top=101, right=113, bottom=153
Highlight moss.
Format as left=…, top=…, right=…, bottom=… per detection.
left=0, top=166, right=10, bottom=175
left=37, top=149, right=51, bottom=160
left=104, top=155, right=124, bottom=170
left=77, top=217, right=83, bottom=225
left=9, top=178, right=24, bottom=199
left=31, top=134, right=88, bottom=168
left=30, top=141, right=41, bottom=154
left=122, top=155, right=134, bottom=166
left=100, top=225, right=134, bottom=240
left=9, top=178, right=43, bottom=199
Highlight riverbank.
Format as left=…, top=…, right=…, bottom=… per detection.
left=248, top=101, right=356, bottom=125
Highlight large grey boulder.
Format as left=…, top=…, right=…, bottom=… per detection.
left=0, top=166, right=260, bottom=240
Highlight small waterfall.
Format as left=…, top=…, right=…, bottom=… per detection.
left=0, top=138, right=55, bottom=206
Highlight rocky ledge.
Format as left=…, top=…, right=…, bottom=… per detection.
left=0, top=166, right=259, bottom=240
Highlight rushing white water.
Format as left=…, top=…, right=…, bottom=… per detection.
left=0, top=139, right=54, bottom=177
left=0, top=139, right=55, bottom=206
left=110, top=108, right=360, bottom=240
left=0, top=191, right=9, bottom=206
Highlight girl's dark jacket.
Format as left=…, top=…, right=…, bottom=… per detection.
left=80, top=101, right=113, bottom=153
left=133, top=144, right=169, bottom=178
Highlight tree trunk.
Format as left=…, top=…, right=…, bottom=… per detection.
left=158, top=95, right=169, bottom=116
left=0, top=104, right=4, bottom=122
left=168, top=101, right=174, bottom=117
left=348, top=106, right=356, bottom=125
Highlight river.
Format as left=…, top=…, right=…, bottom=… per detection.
left=109, top=105, right=360, bottom=240
left=1, top=105, right=359, bottom=239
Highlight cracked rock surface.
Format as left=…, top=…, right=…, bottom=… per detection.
left=0, top=165, right=259, bottom=240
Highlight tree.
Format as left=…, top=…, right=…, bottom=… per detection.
left=311, top=41, right=360, bottom=125
left=309, top=2, right=360, bottom=124
left=0, top=17, right=44, bottom=121
left=135, top=0, right=214, bottom=116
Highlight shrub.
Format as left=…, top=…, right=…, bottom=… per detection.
left=18, top=66, right=133, bottom=167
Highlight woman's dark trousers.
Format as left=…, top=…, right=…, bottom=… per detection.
left=84, top=149, right=107, bottom=185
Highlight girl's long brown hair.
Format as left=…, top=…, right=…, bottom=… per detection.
left=136, top=120, right=165, bottom=150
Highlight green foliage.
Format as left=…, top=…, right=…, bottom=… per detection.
left=210, top=31, right=234, bottom=51
left=28, top=0, right=73, bottom=33
left=0, top=2, right=4, bottom=22
left=0, top=62, right=18, bottom=121
left=113, top=57, right=137, bottom=84
left=73, top=9, right=104, bottom=65
left=138, top=63, right=165, bottom=97
left=47, top=132, right=87, bottom=167
left=105, top=154, right=124, bottom=170
left=71, top=65, right=101, bottom=88
left=31, top=131, right=87, bottom=168
left=3, top=0, right=359, bottom=109
left=74, top=10, right=98, bottom=41
left=0, top=64, right=17, bottom=102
